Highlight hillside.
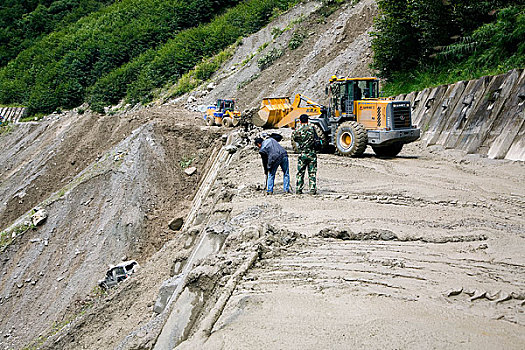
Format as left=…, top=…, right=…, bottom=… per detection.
left=0, top=0, right=524, bottom=349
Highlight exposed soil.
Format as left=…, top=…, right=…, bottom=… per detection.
left=0, top=106, right=223, bottom=349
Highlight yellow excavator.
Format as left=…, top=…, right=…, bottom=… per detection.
left=257, top=76, right=420, bottom=157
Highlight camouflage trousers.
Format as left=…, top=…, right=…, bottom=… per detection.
left=296, top=153, right=317, bottom=193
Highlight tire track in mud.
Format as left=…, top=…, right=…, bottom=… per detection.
left=237, top=237, right=525, bottom=325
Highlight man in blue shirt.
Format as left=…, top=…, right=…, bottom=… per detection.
left=255, top=136, right=291, bottom=195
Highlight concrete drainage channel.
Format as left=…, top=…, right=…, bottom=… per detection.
left=115, top=130, right=301, bottom=350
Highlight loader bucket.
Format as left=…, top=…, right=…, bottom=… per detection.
left=255, top=97, right=293, bottom=128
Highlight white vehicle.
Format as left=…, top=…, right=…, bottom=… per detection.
left=98, top=260, right=139, bottom=290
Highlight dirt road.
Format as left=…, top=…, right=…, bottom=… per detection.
left=178, top=129, right=525, bottom=349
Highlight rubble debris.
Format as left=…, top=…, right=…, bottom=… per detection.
left=168, top=217, right=184, bottom=231
left=317, top=227, right=397, bottom=241
left=184, top=167, right=197, bottom=176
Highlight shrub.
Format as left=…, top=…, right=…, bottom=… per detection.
left=257, top=47, right=284, bottom=70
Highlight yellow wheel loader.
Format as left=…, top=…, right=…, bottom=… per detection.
left=256, top=76, right=420, bottom=157
left=204, top=99, right=241, bottom=127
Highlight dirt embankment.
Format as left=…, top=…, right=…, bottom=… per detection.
left=0, top=106, right=222, bottom=349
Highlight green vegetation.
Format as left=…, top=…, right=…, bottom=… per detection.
left=22, top=285, right=105, bottom=350
left=258, top=47, right=284, bottom=70
left=179, top=155, right=195, bottom=169
left=288, top=30, right=307, bottom=49
left=0, top=0, right=300, bottom=116
left=166, top=45, right=236, bottom=99
left=1, top=222, right=34, bottom=252
left=0, top=120, right=14, bottom=135
left=237, top=73, right=261, bottom=89
left=0, top=0, right=244, bottom=115
left=0, top=0, right=114, bottom=67
left=372, top=0, right=524, bottom=95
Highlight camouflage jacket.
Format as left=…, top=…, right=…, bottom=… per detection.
left=292, top=124, right=316, bottom=156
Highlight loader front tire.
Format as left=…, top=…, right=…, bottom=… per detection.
left=335, top=121, right=367, bottom=157
left=372, top=142, right=403, bottom=158
left=222, top=117, right=233, bottom=127
left=206, top=117, right=215, bottom=126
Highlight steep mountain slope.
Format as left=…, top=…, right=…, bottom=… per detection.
left=186, top=0, right=376, bottom=110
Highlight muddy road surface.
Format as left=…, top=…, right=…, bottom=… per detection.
left=177, top=129, right=524, bottom=349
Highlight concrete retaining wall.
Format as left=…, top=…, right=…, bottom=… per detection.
left=397, top=69, right=525, bottom=161
left=0, top=107, right=27, bottom=123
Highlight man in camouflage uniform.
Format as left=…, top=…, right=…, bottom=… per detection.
left=292, top=114, right=317, bottom=195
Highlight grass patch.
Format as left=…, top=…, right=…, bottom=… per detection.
left=179, top=155, right=196, bottom=169
left=288, top=30, right=307, bottom=50
left=257, top=47, right=284, bottom=70
left=237, top=73, right=261, bottom=89
left=22, top=285, right=106, bottom=350
left=0, top=121, right=14, bottom=134
left=1, top=222, right=34, bottom=252
left=19, top=113, right=45, bottom=122
left=381, top=62, right=517, bottom=96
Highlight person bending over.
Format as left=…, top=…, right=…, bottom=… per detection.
left=255, top=136, right=291, bottom=195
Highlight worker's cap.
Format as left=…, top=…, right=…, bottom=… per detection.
left=299, top=114, right=309, bottom=123
left=254, top=137, right=264, bottom=145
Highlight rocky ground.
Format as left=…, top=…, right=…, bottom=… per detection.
left=0, top=106, right=222, bottom=349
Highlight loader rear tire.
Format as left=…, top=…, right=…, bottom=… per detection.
left=222, top=117, right=233, bottom=127
left=372, top=142, right=403, bottom=158
left=335, top=121, right=367, bottom=157
left=206, top=117, right=215, bottom=126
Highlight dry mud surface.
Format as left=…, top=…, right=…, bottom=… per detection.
left=175, top=129, right=525, bottom=349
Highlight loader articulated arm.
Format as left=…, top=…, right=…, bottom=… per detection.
left=291, top=94, right=323, bottom=109
left=275, top=94, right=324, bottom=128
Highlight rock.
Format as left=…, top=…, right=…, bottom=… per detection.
left=486, top=290, right=501, bottom=300
left=187, top=96, right=197, bottom=104
left=168, top=217, right=184, bottom=231
left=206, top=82, right=216, bottom=91
left=445, top=287, right=463, bottom=297
left=154, top=274, right=183, bottom=314
left=493, top=292, right=511, bottom=304
left=184, top=167, right=197, bottom=176
left=470, top=290, right=486, bottom=301
left=31, top=208, right=47, bottom=226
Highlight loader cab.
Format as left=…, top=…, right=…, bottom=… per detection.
left=327, top=77, right=379, bottom=117
left=217, top=99, right=235, bottom=113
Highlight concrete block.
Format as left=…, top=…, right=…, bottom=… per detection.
left=487, top=69, right=525, bottom=159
